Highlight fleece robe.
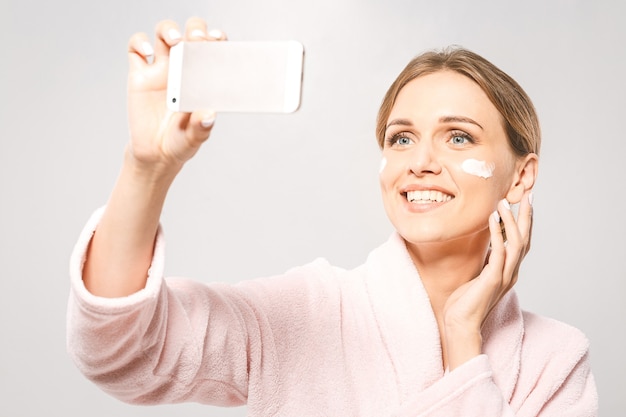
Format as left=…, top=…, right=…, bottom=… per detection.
left=67, top=209, right=598, bottom=416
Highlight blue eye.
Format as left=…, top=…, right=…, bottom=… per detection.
left=449, top=131, right=474, bottom=146
left=384, top=133, right=414, bottom=148
left=451, top=135, right=467, bottom=144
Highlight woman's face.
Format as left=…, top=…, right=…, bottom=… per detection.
left=379, top=70, right=519, bottom=247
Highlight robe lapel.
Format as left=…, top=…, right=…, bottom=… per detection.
left=363, top=233, right=444, bottom=401
left=481, top=289, right=524, bottom=402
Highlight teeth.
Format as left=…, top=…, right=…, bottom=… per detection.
left=406, top=190, right=453, bottom=203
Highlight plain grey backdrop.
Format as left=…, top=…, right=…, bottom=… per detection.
left=1, top=0, right=624, bottom=415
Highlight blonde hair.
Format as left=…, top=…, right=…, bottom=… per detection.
left=376, top=47, right=541, bottom=157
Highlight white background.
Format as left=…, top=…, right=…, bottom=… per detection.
left=1, top=0, right=624, bottom=415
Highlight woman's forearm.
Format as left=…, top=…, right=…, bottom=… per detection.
left=82, top=150, right=181, bottom=298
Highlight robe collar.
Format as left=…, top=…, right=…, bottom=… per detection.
left=363, top=232, right=523, bottom=402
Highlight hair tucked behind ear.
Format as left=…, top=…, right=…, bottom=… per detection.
left=376, top=46, right=541, bottom=158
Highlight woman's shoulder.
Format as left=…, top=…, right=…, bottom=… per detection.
left=510, top=310, right=596, bottom=410
left=519, top=309, right=591, bottom=382
left=521, top=310, right=590, bottom=353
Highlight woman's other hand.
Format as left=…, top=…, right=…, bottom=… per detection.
left=442, top=190, right=533, bottom=370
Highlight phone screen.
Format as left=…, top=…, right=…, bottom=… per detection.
left=167, top=41, right=304, bottom=113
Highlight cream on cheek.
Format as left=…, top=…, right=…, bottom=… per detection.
left=379, top=157, right=387, bottom=174
left=461, top=158, right=496, bottom=179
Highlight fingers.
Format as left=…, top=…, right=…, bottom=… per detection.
left=154, top=20, right=183, bottom=60
left=188, top=110, right=217, bottom=147
left=487, top=206, right=506, bottom=272
left=458, top=196, right=533, bottom=328
left=487, top=199, right=517, bottom=291
left=183, top=17, right=228, bottom=41
left=184, top=16, right=208, bottom=40
left=128, top=18, right=227, bottom=71
left=517, top=190, right=534, bottom=256
left=127, top=32, right=154, bottom=69
left=497, top=193, right=535, bottom=291
left=157, top=109, right=215, bottom=163
left=498, top=199, right=521, bottom=287
left=208, top=28, right=228, bottom=41
left=500, top=192, right=533, bottom=253
left=127, top=21, right=181, bottom=71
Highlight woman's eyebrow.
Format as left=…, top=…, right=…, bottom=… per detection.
left=386, top=116, right=484, bottom=131
left=385, top=118, right=413, bottom=130
left=439, top=115, right=484, bottom=130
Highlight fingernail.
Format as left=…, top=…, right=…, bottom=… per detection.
left=168, top=28, right=182, bottom=41
left=491, top=210, right=500, bottom=223
left=191, top=29, right=206, bottom=38
left=142, top=41, right=154, bottom=57
left=201, top=113, right=216, bottom=128
left=208, top=29, right=224, bottom=39
left=501, top=199, right=510, bottom=210
left=528, top=192, right=534, bottom=206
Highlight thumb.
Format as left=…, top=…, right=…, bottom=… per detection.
left=187, top=110, right=216, bottom=147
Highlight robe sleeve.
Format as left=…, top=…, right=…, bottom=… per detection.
left=392, top=328, right=597, bottom=417
left=65, top=208, right=280, bottom=407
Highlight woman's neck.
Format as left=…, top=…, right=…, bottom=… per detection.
left=405, top=233, right=490, bottom=317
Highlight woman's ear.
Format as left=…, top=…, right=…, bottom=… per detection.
left=505, top=153, right=538, bottom=204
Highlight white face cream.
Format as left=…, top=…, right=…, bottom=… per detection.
left=379, top=157, right=387, bottom=174
left=461, top=159, right=495, bottom=179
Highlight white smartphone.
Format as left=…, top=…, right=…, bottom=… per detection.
left=167, top=40, right=304, bottom=113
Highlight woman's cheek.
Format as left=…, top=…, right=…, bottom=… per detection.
left=460, top=158, right=495, bottom=179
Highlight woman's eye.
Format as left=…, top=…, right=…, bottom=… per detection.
left=385, top=134, right=413, bottom=148
left=449, top=132, right=473, bottom=146
left=451, top=135, right=466, bottom=144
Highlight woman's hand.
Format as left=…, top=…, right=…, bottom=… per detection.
left=442, top=191, right=534, bottom=370
left=83, top=18, right=227, bottom=298
left=126, top=17, right=226, bottom=173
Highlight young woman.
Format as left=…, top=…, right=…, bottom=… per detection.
left=67, top=17, right=598, bottom=416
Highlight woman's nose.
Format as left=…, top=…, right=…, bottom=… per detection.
left=408, top=141, right=442, bottom=176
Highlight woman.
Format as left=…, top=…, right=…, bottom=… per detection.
left=67, top=17, right=598, bottom=416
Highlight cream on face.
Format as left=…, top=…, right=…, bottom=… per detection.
left=461, top=158, right=495, bottom=179
left=379, top=157, right=387, bottom=174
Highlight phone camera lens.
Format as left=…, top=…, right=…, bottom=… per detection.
left=172, top=98, right=177, bottom=103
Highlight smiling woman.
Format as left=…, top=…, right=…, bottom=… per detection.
left=66, top=18, right=598, bottom=416
left=378, top=63, right=540, bottom=373
left=379, top=69, right=532, bottom=264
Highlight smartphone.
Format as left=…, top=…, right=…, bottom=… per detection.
left=167, top=40, right=304, bottom=113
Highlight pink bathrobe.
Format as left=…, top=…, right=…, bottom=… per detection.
left=67, top=209, right=598, bottom=416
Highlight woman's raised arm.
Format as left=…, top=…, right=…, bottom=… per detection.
left=83, top=18, right=223, bottom=297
